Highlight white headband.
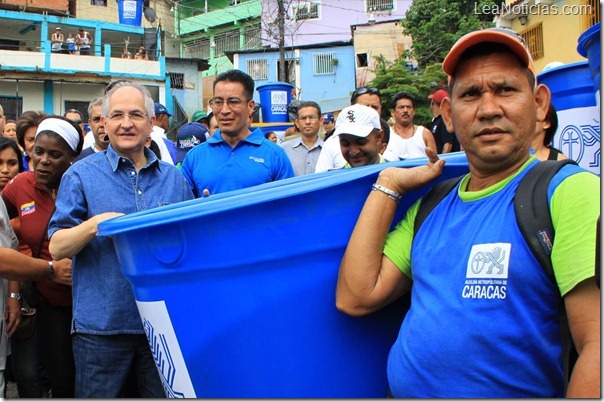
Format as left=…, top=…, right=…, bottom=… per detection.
left=36, top=118, right=80, bottom=152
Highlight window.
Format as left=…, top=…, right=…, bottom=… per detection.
left=183, top=38, right=210, bottom=59
left=520, top=23, right=544, bottom=61
left=313, top=52, right=336, bottom=75
left=247, top=59, right=268, bottom=80
left=292, top=1, right=320, bottom=21
left=356, top=53, right=368, bottom=67
left=366, top=0, right=394, bottom=12
left=243, top=24, right=262, bottom=50
left=64, top=102, right=89, bottom=122
left=0, top=96, right=23, bottom=121
left=581, top=0, right=600, bottom=31
left=214, top=29, right=240, bottom=57
left=169, top=73, right=185, bottom=90
left=91, top=0, right=107, bottom=5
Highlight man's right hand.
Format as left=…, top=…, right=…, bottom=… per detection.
left=52, top=258, right=72, bottom=286
left=376, top=147, right=445, bottom=195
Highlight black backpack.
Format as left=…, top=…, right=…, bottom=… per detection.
left=413, top=159, right=586, bottom=393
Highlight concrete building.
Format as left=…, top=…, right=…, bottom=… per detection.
left=0, top=0, right=208, bottom=134
left=494, top=0, right=599, bottom=72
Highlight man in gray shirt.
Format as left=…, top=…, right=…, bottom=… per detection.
left=280, top=101, right=324, bottom=176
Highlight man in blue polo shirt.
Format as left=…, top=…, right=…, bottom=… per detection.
left=181, top=70, right=294, bottom=197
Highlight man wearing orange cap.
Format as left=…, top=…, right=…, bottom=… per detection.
left=428, top=89, right=460, bottom=154
left=337, top=28, right=599, bottom=398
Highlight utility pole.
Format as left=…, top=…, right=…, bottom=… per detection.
left=277, top=0, right=286, bottom=82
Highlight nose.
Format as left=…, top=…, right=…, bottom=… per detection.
left=476, top=92, right=503, bottom=121
left=0, top=163, right=8, bottom=173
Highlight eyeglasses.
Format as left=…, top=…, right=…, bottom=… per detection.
left=353, top=87, right=380, bottom=97
left=107, top=112, right=148, bottom=122
left=209, top=97, right=250, bottom=110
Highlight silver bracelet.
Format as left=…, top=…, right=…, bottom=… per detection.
left=371, top=183, right=402, bottom=203
left=48, top=261, right=55, bottom=279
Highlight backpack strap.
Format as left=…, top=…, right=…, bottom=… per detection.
left=414, top=176, right=464, bottom=236
left=513, top=159, right=577, bottom=283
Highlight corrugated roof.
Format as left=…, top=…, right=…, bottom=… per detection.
left=180, top=0, right=261, bottom=35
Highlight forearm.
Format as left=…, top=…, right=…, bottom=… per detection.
left=443, top=143, right=452, bottom=153
left=49, top=219, right=98, bottom=260
left=566, top=340, right=600, bottom=397
left=0, top=249, right=54, bottom=281
left=336, top=177, right=400, bottom=314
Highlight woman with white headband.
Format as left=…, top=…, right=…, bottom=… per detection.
left=2, top=115, right=82, bottom=397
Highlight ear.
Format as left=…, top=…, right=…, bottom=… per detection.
left=441, top=96, right=455, bottom=133
left=534, top=84, right=551, bottom=123
left=248, top=99, right=255, bottom=117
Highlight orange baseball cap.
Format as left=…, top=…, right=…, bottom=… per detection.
left=443, top=28, right=535, bottom=78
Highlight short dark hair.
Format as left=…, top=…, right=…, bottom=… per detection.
left=448, top=42, right=535, bottom=90
left=380, top=118, right=390, bottom=146
left=213, top=69, right=255, bottom=100
left=37, top=115, right=84, bottom=156
left=16, top=110, right=49, bottom=150
left=295, top=101, right=321, bottom=118
left=350, top=87, right=380, bottom=105
left=543, top=103, right=558, bottom=147
left=0, top=136, right=23, bottom=173
left=391, top=91, right=416, bottom=110
left=64, top=109, right=83, bottom=120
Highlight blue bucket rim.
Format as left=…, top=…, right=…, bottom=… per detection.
left=537, top=60, right=589, bottom=81
left=577, top=22, right=600, bottom=58
left=98, top=152, right=469, bottom=237
left=256, top=81, right=294, bottom=91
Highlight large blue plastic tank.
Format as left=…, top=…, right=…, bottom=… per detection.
left=98, top=153, right=470, bottom=398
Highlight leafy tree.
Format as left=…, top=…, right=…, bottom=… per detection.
left=401, top=0, right=497, bottom=68
left=371, top=56, right=448, bottom=127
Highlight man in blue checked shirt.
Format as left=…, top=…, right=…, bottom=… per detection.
left=48, top=81, right=193, bottom=398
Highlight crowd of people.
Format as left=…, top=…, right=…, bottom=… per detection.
left=0, top=26, right=599, bottom=398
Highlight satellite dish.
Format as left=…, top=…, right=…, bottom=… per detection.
left=144, top=7, right=157, bottom=23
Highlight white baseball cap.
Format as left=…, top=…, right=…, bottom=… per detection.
left=333, top=104, right=381, bottom=138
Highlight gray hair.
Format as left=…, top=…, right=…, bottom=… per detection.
left=101, top=81, right=155, bottom=120
left=87, top=97, right=103, bottom=115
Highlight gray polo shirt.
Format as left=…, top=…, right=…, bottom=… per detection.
left=280, top=136, right=324, bottom=176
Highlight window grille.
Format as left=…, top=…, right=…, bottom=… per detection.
left=520, top=23, right=544, bottom=61
left=313, top=52, right=336, bottom=75
left=0, top=96, right=22, bottom=121
left=248, top=59, right=268, bottom=80
left=183, top=38, right=210, bottom=59
left=169, top=73, right=185, bottom=90
left=243, top=24, right=262, bottom=50
left=292, top=1, right=320, bottom=20
left=580, top=0, right=600, bottom=31
left=366, top=0, right=393, bottom=12
left=91, top=0, right=107, bottom=6
left=214, top=30, right=240, bottom=57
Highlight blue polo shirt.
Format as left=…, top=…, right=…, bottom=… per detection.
left=48, top=145, right=194, bottom=335
left=181, top=128, right=294, bottom=197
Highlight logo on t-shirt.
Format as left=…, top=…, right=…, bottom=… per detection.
left=462, top=243, right=510, bottom=299
left=20, top=201, right=35, bottom=216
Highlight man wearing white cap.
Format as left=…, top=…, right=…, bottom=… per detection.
left=51, top=27, right=64, bottom=53
left=333, top=104, right=385, bottom=168
left=337, top=28, right=599, bottom=397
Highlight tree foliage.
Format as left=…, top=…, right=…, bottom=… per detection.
left=371, top=56, right=447, bottom=127
left=401, top=0, right=497, bottom=68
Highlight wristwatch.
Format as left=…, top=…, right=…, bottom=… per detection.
left=9, top=292, right=22, bottom=303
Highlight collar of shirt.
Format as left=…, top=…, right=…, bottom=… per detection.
left=291, top=136, right=324, bottom=150
left=208, top=127, right=265, bottom=145
left=106, top=144, right=161, bottom=173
